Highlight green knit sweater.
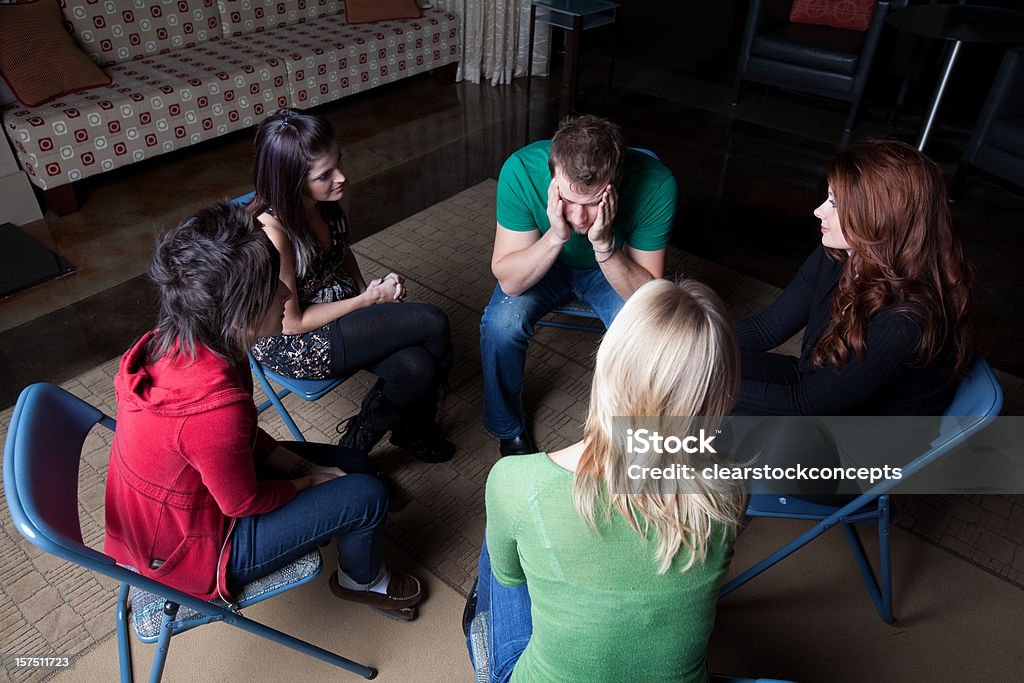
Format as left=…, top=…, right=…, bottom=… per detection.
left=486, top=453, right=735, bottom=683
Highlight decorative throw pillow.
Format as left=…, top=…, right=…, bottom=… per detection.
left=0, top=0, right=111, bottom=107
left=344, top=0, right=423, bottom=24
left=789, top=0, right=878, bottom=32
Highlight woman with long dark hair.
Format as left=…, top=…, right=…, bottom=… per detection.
left=735, top=139, right=974, bottom=416
left=249, top=108, right=454, bottom=462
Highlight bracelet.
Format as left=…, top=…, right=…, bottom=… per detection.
left=595, top=241, right=615, bottom=263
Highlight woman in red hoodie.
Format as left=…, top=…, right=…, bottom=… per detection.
left=104, top=203, right=424, bottom=620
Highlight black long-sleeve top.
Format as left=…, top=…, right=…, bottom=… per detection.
left=734, top=247, right=957, bottom=416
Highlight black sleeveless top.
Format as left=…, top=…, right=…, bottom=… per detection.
left=251, top=202, right=357, bottom=379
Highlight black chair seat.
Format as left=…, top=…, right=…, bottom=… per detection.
left=752, top=24, right=865, bottom=76
left=746, top=58, right=856, bottom=96
left=987, top=117, right=1024, bottom=156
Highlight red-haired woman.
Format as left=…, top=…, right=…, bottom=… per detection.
left=735, top=139, right=974, bottom=416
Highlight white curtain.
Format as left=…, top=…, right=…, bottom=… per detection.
left=436, top=0, right=550, bottom=86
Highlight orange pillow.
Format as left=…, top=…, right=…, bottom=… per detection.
left=789, top=0, right=878, bottom=32
left=0, top=0, right=111, bottom=107
left=344, top=0, right=423, bottom=24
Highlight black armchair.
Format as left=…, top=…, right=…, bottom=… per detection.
left=953, top=48, right=1024, bottom=195
left=733, top=0, right=902, bottom=147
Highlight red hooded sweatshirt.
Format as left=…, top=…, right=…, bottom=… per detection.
left=104, top=332, right=296, bottom=601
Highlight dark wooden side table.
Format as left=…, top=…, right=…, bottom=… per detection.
left=887, top=4, right=1024, bottom=151
left=526, top=0, right=620, bottom=110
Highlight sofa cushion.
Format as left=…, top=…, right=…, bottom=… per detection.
left=239, top=10, right=459, bottom=108
left=2, top=40, right=288, bottom=190
left=61, top=0, right=222, bottom=67
left=217, top=0, right=343, bottom=38
left=343, top=0, right=421, bottom=25
left=790, top=0, right=877, bottom=32
left=0, top=0, right=111, bottom=107
left=752, top=23, right=864, bottom=76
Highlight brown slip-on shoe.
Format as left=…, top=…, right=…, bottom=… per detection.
left=329, top=570, right=424, bottom=611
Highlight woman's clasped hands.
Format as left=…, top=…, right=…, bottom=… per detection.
left=365, top=272, right=407, bottom=303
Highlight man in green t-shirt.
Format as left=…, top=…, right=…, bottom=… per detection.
left=481, top=115, right=677, bottom=456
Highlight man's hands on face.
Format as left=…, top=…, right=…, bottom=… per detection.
left=546, top=178, right=572, bottom=244
left=587, top=184, right=618, bottom=253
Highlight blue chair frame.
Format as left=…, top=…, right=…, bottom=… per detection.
left=720, top=358, right=1004, bottom=623
left=535, top=297, right=605, bottom=333
left=3, top=383, right=378, bottom=681
left=249, top=353, right=347, bottom=442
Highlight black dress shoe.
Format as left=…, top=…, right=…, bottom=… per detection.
left=499, top=431, right=538, bottom=457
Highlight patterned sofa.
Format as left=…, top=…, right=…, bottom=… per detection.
left=1, top=0, right=459, bottom=213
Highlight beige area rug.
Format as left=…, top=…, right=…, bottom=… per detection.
left=0, top=179, right=794, bottom=682
left=5, top=180, right=1022, bottom=682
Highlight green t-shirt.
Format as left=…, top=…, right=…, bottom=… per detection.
left=485, top=453, right=734, bottom=683
left=496, top=141, right=678, bottom=268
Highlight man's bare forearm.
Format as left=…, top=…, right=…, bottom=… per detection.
left=597, top=246, right=658, bottom=299
left=492, top=230, right=566, bottom=296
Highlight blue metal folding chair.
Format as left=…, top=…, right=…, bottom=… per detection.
left=3, top=383, right=378, bottom=681
left=249, top=354, right=348, bottom=442
left=720, top=357, right=1004, bottom=623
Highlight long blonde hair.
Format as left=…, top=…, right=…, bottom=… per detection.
left=573, top=278, right=746, bottom=573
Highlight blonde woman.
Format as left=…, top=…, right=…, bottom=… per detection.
left=467, top=278, right=747, bottom=682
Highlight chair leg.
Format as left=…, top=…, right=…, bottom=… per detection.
left=878, top=495, right=893, bottom=623
left=251, top=370, right=306, bottom=442
left=841, top=95, right=863, bottom=149
left=732, top=75, right=744, bottom=107
left=720, top=518, right=835, bottom=597
left=148, top=601, right=179, bottom=683
left=266, top=390, right=306, bottom=442
left=841, top=521, right=893, bottom=624
left=116, top=583, right=134, bottom=683
left=134, top=597, right=378, bottom=680
left=223, top=610, right=378, bottom=678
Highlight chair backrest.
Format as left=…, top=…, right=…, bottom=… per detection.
left=933, top=357, right=1003, bottom=449
left=230, top=190, right=256, bottom=207
left=3, top=383, right=116, bottom=567
left=3, top=383, right=239, bottom=617
left=870, top=356, right=1002, bottom=496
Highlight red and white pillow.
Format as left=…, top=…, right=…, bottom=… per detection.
left=789, top=0, right=878, bottom=32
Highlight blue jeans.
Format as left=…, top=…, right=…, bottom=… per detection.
left=468, top=540, right=533, bottom=683
left=227, top=441, right=389, bottom=591
left=479, top=263, right=624, bottom=438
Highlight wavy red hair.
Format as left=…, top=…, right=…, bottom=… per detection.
left=812, top=139, right=974, bottom=377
